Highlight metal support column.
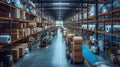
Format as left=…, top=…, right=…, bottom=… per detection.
left=95, top=0, right=98, bottom=41
left=87, top=0, right=89, bottom=39
left=81, top=0, right=83, bottom=36
left=104, top=15, right=106, bottom=45
left=7, top=0, right=13, bottom=67
left=77, top=3, right=80, bottom=36
left=110, top=0, right=113, bottom=45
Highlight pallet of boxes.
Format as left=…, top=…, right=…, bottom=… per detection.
left=66, top=33, right=74, bottom=59
left=71, top=36, right=83, bottom=64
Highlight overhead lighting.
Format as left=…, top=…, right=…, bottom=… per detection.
left=53, top=2, right=70, bottom=6
left=52, top=7, right=70, bottom=9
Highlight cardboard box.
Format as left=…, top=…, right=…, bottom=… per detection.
left=12, top=48, right=19, bottom=61
left=23, top=23, right=27, bottom=28
left=0, top=29, right=19, bottom=35
left=19, top=29, right=25, bottom=38
left=73, top=36, right=83, bottom=44
left=16, top=43, right=28, bottom=48
left=12, top=9, right=20, bottom=19
left=4, top=23, right=24, bottom=29
left=73, top=51, right=82, bottom=58
left=36, top=16, right=40, bottom=22
left=30, top=29, right=34, bottom=35
left=24, top=28, right=30, bottom=36
left=28, top=23, right=36, bottom=28
left=73, top=57, right=83, bottom=63
left=20, top=10, right=26, bottom=20
left=73, top=45, right=82, bottom=51
left=14, top=46, right=25, bottom=57
left=26, top=28, right=30, bottom=36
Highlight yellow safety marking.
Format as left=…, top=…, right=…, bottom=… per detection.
left=84, top=60, right=91, bottom=67
left=46, top=45, right=49, bottom=49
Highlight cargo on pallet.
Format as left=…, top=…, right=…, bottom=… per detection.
left=14, top=46, right=25, bottom=57
left=12, top=48, right=19, bottom=61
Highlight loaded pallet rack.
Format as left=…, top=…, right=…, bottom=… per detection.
left=64, top=0, right=120, bottom=64
left=0, top=0, right=55, bottom=67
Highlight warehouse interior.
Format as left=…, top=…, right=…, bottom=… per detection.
left=0, top=0, right=120, bottom=67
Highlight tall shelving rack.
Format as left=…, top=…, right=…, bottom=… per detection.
left=64, top=0, right=120, bottom=63
left=0, top=0, right=55, bottom=67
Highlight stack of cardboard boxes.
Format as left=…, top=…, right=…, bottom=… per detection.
left=12, top=43, right=28, bottom=61
left=72, top=36, right=83, bottom=63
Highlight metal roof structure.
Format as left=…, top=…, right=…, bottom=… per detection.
left=32, top=0, right=110, bottom=20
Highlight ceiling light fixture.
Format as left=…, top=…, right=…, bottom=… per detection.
left=53, top=2, right=70, bottom=6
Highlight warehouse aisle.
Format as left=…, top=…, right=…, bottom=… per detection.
left=13, top=28, right=86, bottom=67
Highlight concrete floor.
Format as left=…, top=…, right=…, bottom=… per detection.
left=13, top=28, right=86, bottom=67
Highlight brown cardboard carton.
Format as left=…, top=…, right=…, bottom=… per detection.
left=73, top=57, right=83, bottom=63
left=73, top=45, right=82, bottom=51
left=12, top=48, right=19, bottom=61
left=73, top=51, right=82, bottom=58
left=16, top=43, right=28, bottom=48
left=19, top=29, right=25, bottom=38
left=14, top=46, right=25, bottom=57
left=73, top=36, right=83, bottom=44
left=28, top=23, right=36, bottom=28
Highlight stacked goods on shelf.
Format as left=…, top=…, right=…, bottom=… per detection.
left=0, top=23, right=29, bottom=40
left=12, top=43, right=28, bottom=61
left=66, top=33, right=74, bottom=58
left=12, top=48, right=19, bottom=61
left=36, top=16, right=41, bottom=23
left=72, top=36, right=83, bottom=63
left=14, top=46, right=25, bottom=57
left=20, top=10, right=26, bottom=20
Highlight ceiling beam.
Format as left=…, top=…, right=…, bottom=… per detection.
left=32, top=0, right=110, bottom=4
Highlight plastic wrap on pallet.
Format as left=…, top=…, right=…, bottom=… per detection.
left=12, top=0, right=21, bottom=8
left=82, top=25, right=87, bottom=29
left=105, top=25, right=120, bottom=32
left=0, top=35, right=11, bottom=44
left=98, top=40, right=104, bottom=52
left=89, top=25, right=95, bottom=30
left=4, top=0, right=10, bottom=3
left=113, top=0, right=120, bottom=10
